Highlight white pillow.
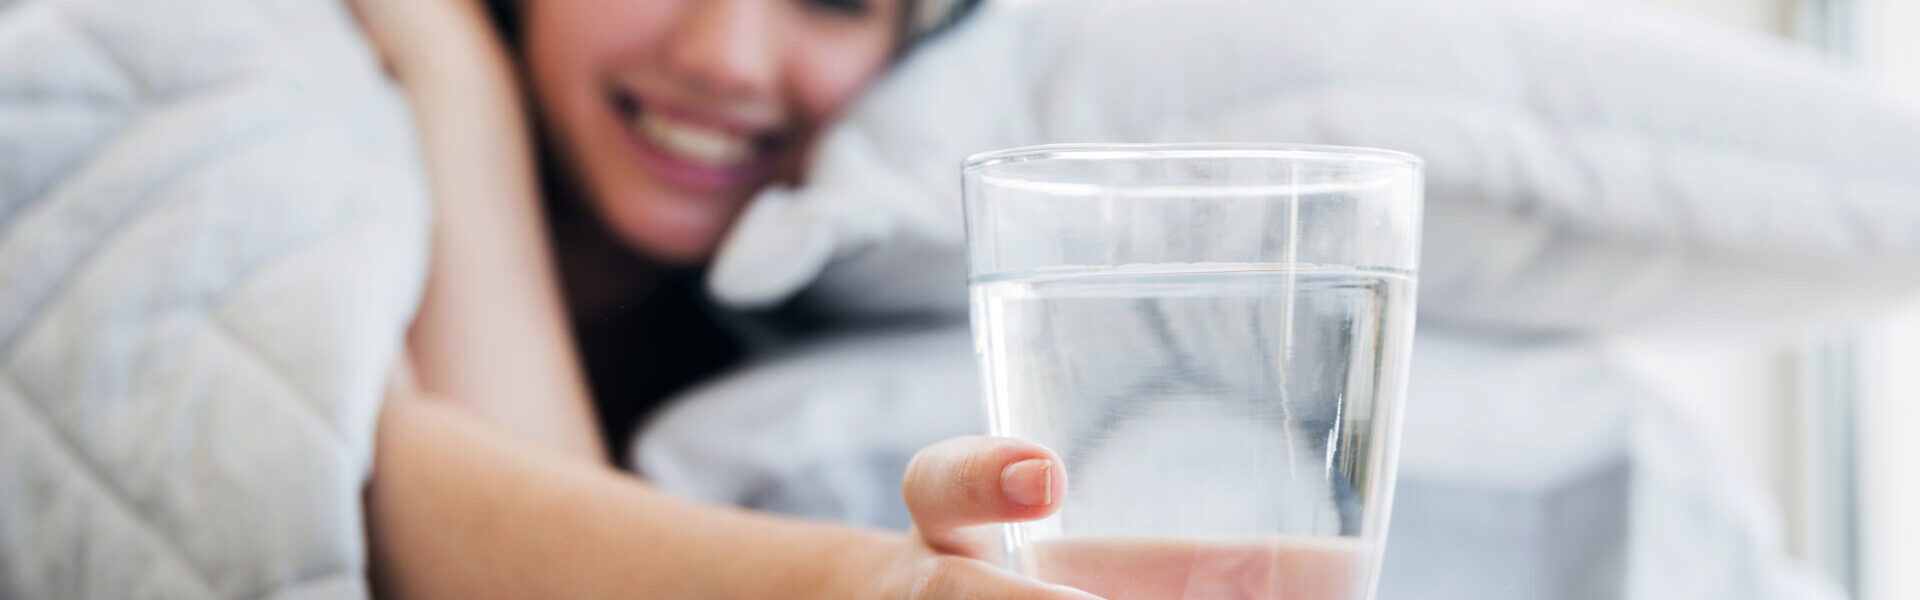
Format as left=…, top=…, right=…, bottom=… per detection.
left=709, top=0, right=1920, bottom=334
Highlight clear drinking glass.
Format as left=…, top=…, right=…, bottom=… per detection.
left=963, top=144, right=1423, bottom=600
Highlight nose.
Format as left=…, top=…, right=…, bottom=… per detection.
left=663, top=0, right=779, bottom=102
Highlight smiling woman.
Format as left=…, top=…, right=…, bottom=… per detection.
left=501, top=0, right=973, bottom=264
left=521, top=0, right=901, bottom=262
left=405, top=0, right=959, bottom=459
left=344, top=0, right=1089, bottom=598
left=476, top=0, right=980, bottom=454
left=378, top=0, right=987, bottom=462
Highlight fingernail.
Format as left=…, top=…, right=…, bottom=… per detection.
left=1002, top=459, right=1053, bottom=507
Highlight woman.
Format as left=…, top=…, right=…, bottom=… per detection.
left=349, top=0, right=1094, bottom=598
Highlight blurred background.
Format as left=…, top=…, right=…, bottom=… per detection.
left=1590, top=1, right=1919, bottom=599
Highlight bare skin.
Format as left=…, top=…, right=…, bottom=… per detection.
left=362, top=0, right=605, bottom=463
left=1021, top=537, right=1373, bottom=600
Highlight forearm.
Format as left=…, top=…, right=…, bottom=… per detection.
left=368, top=396, right=898, bottom=599
left=377, top=0, right=602, bottom=461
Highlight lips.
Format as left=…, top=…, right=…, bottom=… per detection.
left=609, top=86, right=783, bottom=193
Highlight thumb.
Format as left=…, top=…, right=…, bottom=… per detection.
left=903, top=436, right=1066, bottom=555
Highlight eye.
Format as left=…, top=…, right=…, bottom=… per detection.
left=801, top=0, right=871, bottom=17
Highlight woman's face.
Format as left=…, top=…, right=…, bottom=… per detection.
left=524, top=0, right=903, bottom=264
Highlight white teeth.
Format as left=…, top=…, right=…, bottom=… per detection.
left=635, top=110, right=753, bottom=166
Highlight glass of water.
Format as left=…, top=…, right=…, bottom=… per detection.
left=963, top=144, right=1422, bottom=600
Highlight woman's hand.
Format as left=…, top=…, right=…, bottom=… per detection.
left=888, top=437, right=1368, bottom=600
left=344, top=0, right=490, bottom=81
left=869, top=436, right=1100, bottom=599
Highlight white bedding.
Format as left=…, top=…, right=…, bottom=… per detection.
left=709, top=0, right=1920, bottom=334
left=0, top=0, right=428, bottom=598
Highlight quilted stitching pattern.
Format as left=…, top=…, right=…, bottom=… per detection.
left=0, top=0, right=429, bottom=598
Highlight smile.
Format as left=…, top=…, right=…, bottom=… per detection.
left=637, top=109, right=753, bottom=166
left=609, top=86, right=785, bottom=193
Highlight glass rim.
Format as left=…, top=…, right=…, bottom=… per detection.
left=962, top=142, right=1424, bottom=172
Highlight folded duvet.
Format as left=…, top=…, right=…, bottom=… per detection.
left=0, top=0, right=429, bottom=598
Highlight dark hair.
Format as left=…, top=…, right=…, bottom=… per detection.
left=482, top=0, right=521, bottom=47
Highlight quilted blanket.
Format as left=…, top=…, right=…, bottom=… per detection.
left=0, top=0, right=429, bottom=598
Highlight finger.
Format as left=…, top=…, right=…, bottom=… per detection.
left=903, top=436, right=1065, bottom=552
left=900, top=555, right=1104, bottom=600
left=1023, top=537, right=1370, bottom=600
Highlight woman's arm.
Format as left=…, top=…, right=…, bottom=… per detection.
left=369, top=378, right=1095, bottom=600
left=354, top=0, right=602, bottom=461
left=368, top=393, right=892, bottom=599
